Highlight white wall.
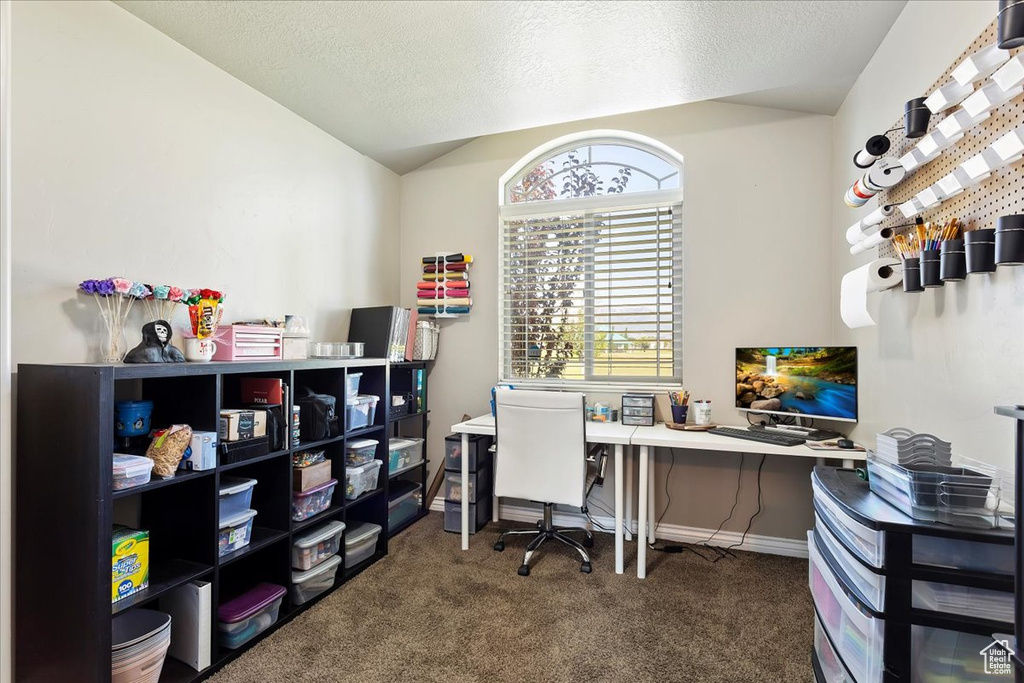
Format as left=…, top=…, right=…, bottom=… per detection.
left=831, top=1, right=1018, bottom=469
left=402, top=101, right=835, bottom=539
left=12, top=0, right=401, bottom=365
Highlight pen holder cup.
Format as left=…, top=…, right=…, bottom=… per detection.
left=999, top=0, right=1024, bottom=49
left=902, top=258, right=923, bottom=292
left=965, top=229, right=996, bottom=273
left=905, top=98, right=931, bottom=139
left=920, top=250, right=942, bottom=287
left=996, top=215, right=1024, bottom=266
left=939, top=240, right=966, bottom=281
left=670, top=405, right=688, bottom=425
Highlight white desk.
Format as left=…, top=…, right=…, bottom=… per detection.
left=450, top=415, right=636, bottom=574
left=629, top=424, right=867, bottom=578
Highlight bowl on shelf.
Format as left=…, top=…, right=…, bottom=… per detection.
left=310, top=342, right=365, bottom=359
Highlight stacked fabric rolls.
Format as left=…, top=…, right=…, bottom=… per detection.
left=417, top=253, right=473, bottom=315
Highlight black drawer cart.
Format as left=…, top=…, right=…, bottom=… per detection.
left=443, top=433, right=493, bottom=534
left=15, top=358, right=400, bottom=683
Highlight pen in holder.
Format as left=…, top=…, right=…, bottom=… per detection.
left=920, top=249, right=942, bottom=287
left=939, top=239, right=966, bottom=282
left=965, top=228, right=996, bottom=273
left=902, top=257, right=923, bottom=292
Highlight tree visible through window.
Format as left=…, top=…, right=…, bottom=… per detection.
left=500, top=134, right=684, bottom=386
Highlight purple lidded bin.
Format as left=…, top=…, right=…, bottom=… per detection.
left=218, top=583, right=286, bottom=624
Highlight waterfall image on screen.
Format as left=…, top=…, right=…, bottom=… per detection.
left=735, top=347, right=858, bottom=422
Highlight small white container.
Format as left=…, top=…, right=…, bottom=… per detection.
left=345, top=372, right=363, bottom=400
left=916, top=186, right=943, bottom=210
left=993, top=54, right=1024, bottom=92
left=345, top=438, right=378, bottom=466
left=936, top=108, right=975, bottom=141
left=924, top=79, right=975, bottom=113
left=916, top=131, right=954, bottom=160
left=992, top=126, right=1024, bottom=164
left=291, top=519, right=346, bottom=570
left=899, top=148, right=926, bottom=173
left=961, top=147, right=1003, bottom=183
left=219, top=476, right=257, bottom=520
left=113, top=454, right=154, bottom=491
left=218, top=509, right=257, bottom=557
left=345, top=459, right=382, bottom=500
left=290, top=554, right=342, bottom=606
left=344, top=521, right=382, bottom=568
left=962, top=81, right=1023, bottom=119
left=898, top=198, right=923, bottom=219
left=952, top=43, right=1011, bottom=86
left=936, top=168, right=971, bottom=198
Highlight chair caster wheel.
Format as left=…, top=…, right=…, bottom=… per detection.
left=580, top=562, right=592, bottom=574
left=518, top=564, right=531, bottom=577
left=493, top=541, right=505, bottom=552
left=583, top=536, right=594, bottom=548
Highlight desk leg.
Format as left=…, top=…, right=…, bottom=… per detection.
left=624, top=447, right=634, bottom=542
left=614, top=443, right=623, bottom=575
left=647, top=450, right=656, bottom=545
left=461, top=433, right=470, bottom=551
left=492, top=493, right=499, bottom=523
left=637, top=445, right=649, bottom=579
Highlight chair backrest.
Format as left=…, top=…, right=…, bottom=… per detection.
left=493, top=389, right=587, bottom=508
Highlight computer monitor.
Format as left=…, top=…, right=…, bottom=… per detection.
left=735, top=347, right=858, bottom=423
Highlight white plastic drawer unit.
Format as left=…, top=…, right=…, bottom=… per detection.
left=808, top=531, right=884, bottom=683
left=814, top=614, right=855, bottom=683
left=814, top=514, right=886, bottom=613
left=813, top=477, right=885, bottom=568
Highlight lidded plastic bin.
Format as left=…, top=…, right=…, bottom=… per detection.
left=217, top=583, right=286, bottom=650
left=346, top=395, right=379, bottom=430
left=219, top=509, right=257, bottom=557
left=345, top=459, right=382, bottom=500
left=291, top=520, right=345, bottom=571
left=388, top=482, right=422, bottom=529
left=388, top=437, right=424, bottom=472
left=219, top=477, right=257, bottom=520
left=344, top=521, right=382, bottom=568
left=291, top=479, right=337, bottom=521
left=290, top=554, right=341, bottom=606
left=345, top=372, right=363, bottom=400
left=113, top=454, right=155, bottom=491
left=346, top=438, right=378, bottom=466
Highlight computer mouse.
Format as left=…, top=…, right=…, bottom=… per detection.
left=837, top=438, right=855, bottom=449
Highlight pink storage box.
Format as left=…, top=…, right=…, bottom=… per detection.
left=212, top=325, right=284, bottom=361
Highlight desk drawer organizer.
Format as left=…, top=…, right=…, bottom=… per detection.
left=212, top=325, right=284, bottom=361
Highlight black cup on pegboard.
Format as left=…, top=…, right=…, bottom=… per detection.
left=903, top=258, right=923, bottom=292
left=939, top=239, right=966, bottom=281
left=996, top=215, right=1024, bottom=265
left=905, top=98, right=931, bottom=139
left=965, top=229, right=996, bottom=273
left=921, top=249, right=942, bottom=287
left=999, top=0, right=1024, bottom=49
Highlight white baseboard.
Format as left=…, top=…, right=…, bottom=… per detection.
left=429, top=498, right=808, bottom=558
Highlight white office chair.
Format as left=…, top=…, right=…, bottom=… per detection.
left=492, top=389, right=594, bottom=576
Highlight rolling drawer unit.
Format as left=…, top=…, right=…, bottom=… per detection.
left=810, top=467, right=1014, bottom=683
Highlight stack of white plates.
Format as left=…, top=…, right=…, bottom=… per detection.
left=112, top=609, right=172, bottom=683
left=875, top=428, right=952, bottom=467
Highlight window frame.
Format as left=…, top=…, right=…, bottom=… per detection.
left=498, top=130, right=685, bottom=391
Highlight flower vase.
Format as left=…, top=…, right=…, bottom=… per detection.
left=101, top=313, right=126, bottom=363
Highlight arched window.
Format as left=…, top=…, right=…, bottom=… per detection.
left=498, top=130, right=684, bottom=387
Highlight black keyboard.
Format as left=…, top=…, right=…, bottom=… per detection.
left=709, top=426, right=805, bottom=447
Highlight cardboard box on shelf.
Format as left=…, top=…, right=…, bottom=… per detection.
left=293, top=459, right=332, bottom=492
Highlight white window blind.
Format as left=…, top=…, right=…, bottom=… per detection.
left=500, top=203, right=682, bottom=386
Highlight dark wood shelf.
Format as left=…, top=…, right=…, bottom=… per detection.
left=295, top=435, right=345, bottom=451
left=112, top=559, right=213, bottom=615
left=389, top=410, right=428, bottom=423
left=159, top=657, right=206, bottom=683
left=345, top=424, right=385, bottom=439
left=388, top=459, right=426, bottom=479
left=218, top=448, right=290, bottom=472
left=291, top=505, right=344, bottom=533
left=343, top=486, right=384, bottom=508
left=113, top=468, right=214, bottom=499
left=217, top=527, right=288, bottom=568
left=388, top=509, right=429, bottom=538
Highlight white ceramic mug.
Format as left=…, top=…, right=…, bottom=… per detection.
left=694, top=400, right=713, bottom=426
left=183, top=337, right=217, bottom=362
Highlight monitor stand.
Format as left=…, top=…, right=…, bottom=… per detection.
left=750, top=416, right=842, bottom=441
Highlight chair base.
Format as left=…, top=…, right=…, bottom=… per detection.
left=493, top=503, right=593, bottom=576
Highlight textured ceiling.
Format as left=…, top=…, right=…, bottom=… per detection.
left=115, top=0, right=907, bottom=174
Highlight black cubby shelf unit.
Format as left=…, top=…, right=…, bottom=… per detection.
left=386, top=361, right=431, bottom=538
left=15, top=358, right=397, bottom=683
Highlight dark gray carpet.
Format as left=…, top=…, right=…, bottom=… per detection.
left=210, top=513, right=813, bottom=682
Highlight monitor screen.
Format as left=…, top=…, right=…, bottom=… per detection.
left=735, top=347, right=858, bottom=423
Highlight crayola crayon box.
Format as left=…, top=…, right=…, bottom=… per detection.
left=112, top=525, right=149, bottom=604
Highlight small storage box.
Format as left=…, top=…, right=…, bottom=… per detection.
left=113, top=454, right=155, bottom=491
left=219, top=477, right=257, bottom=520
left=814, top=516, right=885, bottom=612
left=346, top=438, right=378, bottom=467
left=293, top=460, right=332, bottom=493
left=912, top=579, right=1013, bottom=624
left=444, top=498, right=491, bottom=535
left=388, top=437, right=424, bottom=472
left=346, top=395, right=379, bottom=431
left=219, top=509, right=257, bottom=557
left=344, top=521, right=382, bottom=568
left=292, top=520, right=345, bottom=570
left=291, top=479, right=337, bottom=521
left=620, top=393, right=656, bottom=427
left=345, top=372, right=363, bottom=400
left=217, top=583, right=285, bottom=650
left=345, top=459, right=382, bottom=500
left=444, top=433, right=493, bottom=471
left=388, top=483, right=422, bottom=530
left=444, top=468, right=491, bottom=504
left=813, top=475, right=885, bottom=568
left=290, top=554, right=341, bottom=606
left=813, top=615, right=853, bottom=683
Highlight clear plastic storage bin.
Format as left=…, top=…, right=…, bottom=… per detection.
left=912, top=534, right=1014, bottom=575
left=219, top=477, right=257, bottom=520
left=113, top=454, right=154, bottom=491
left=217, top=583, right=285, bottom=650
left=912, top=580, right=1013, bottom=624
left=388, top=484, right=422, bottom=529
left=346, top=438, right=378, bottom=466
left=345, top=459, right=382, bottom=500
left=814, top=515, right=886, bottom=612
left=345, top=372, right=363, bottom=400
left=814, top=615, right=854, bottom=683
left=291, top=479, right=337, bottom=521
left=388, top=437, right=424, bottom=472
left=813, top=476, right=886, bottom=568
left=219, top=509, right=257, bottom=557
left=444, top=468, right=491, bottom=504
left=346, top=395, right=379, bottom=431
left=291, top=520, right=345, bottom=571
left=444, top=499, right=491, bottom=534
left=808, top=531, right=884, bottom=683
left=344, top=521, right=382, bottom=568
left=444, top=433, right=493, bottom=471
left=290, top=554, right=341, bottom=606
left=911, top=624, right=1014, bottom=681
